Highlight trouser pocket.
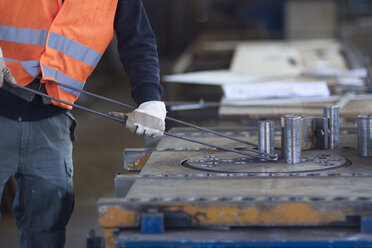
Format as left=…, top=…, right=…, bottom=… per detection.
left=64, top=112, right=77, bottom=142
left=64, top=156, right=74, bottom=193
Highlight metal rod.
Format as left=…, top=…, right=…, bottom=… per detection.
left=258, top=120, right=275, bottom=156
left=15, top=84, right=278, bottom=161
left=165, top=116, right=259, bottom=147
left=165, top=132, right=277, bottom=160
left=169, top=102, right=323, bottom=111
left=15, top=84, right=126, bottom=124
left=335, top=93, right=354, bottom=109
left=357, top=115, right=372, bottom=158
left=56, top=82, right=136, bottom=110
left=50, top=81, right=277, bottom=158
left=323, top=105, right=339, bottom=150
left=282, top=115, right=302, bottom=164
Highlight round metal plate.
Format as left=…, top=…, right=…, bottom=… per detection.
left=182, top=151, right=350, bottom=174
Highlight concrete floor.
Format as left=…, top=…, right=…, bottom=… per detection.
left=0, top=45, right=147, bottom=247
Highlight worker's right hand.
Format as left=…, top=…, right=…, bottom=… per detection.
left=109, top=101, right=166, bottom=138
left=0, top=48, right=17, bottom=88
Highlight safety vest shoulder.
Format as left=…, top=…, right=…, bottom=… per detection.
left=0, top=0, right=118, bottom=109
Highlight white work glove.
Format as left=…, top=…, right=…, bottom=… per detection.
left=0, top=47, right=17, bottom=88
left=109, top=101, right=166, bottom=137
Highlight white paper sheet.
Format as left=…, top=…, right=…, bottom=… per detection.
left=222, top=81, right=330, bottom=100
left=230, top=46, right=303, bottom=76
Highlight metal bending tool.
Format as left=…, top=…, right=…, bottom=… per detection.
left=51, top=81, right=260, bottom=147
left=15, top=83, right=278, bottom=161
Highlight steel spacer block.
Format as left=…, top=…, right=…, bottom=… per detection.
left=141, top=211, right=164, bottom=234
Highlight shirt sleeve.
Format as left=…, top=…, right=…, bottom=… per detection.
left=114, top=0, right=162, bottom=106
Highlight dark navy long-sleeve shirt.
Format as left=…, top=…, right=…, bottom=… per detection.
left=115, top=0, right=162, bottom=105
left=0, top=0, right=162, bottom=121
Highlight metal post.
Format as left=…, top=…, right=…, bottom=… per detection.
left=258, top=121, right=275, bottom=157
left=357, top=115, right=372, bottom=157
left=323, top=105, right=339, bottom=149
left=282, top=115, right=302, bottom=164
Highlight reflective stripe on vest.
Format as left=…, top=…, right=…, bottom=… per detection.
left=48, top=32, right=102, bottom=67
left=0, top=24, right=48, bottom=46
left=4, top=58, right=40, bottom=78
left=42, top=65, right=83, bottom=96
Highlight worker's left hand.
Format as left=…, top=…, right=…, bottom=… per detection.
left=109, top=101, right=166, bottom=137
left=0, top=48, right=17, bottom=88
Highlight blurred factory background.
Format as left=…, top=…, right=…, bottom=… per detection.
left=1, top=0, right=372, bottom=247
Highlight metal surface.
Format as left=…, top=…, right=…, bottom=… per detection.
left=98, top=125, right=372, bottom=247
left=357, top=115, right=372, bottom=157
left=324, top=105, right=340, bottom=149
left=258, top=121, right=275, bottom=156
left=282, top=115, right=302, bottom=164
left=123, top=149, right=152, bottom=172
left=100, top=127, right=372, bottom=225
left=183, top=152, right=348, bottom=174
left=301, top=116, right=329, bottom=150
left=112, top=176, right=372, bottom=201
left=114, top=175, right=136, bottom=198
left=123, top=147, right=220, bottom=172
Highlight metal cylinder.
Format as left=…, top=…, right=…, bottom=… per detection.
left=357, top=115, right=372, bottom=157
left=323, top=105, right=339, bottom=149
left=258, top=121, right=275, bottom=156
left=282, top=115, right=302, bottom=164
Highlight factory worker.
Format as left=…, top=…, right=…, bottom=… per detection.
left=0, top=0, right=165, bottom=247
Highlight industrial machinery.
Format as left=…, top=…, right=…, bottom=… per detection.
left=12, top=34, right=372, bottom=247
left=97, top=106, right=372, bottom=248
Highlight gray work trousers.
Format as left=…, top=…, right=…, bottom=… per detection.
left=0, top=112, right=76, bottom=248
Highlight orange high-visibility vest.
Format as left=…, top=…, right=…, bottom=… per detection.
left=0, top=0, right=118, bottom=109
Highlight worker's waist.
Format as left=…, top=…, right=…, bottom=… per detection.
left=2, top=77, right=51, bottom=104
left=0, top=80, right=67, bottom=121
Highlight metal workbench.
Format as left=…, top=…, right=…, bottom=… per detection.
left=97, top=119, right=372, bottom=247
left=93, top=14, right=372, bottom=248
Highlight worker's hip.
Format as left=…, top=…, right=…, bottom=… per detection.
left=0, top=112, right=77, bottom=173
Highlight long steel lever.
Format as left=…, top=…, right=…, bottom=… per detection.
left=15, top=83, right=278, bottom=161
left=52, top=82, right=259, bottom=147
